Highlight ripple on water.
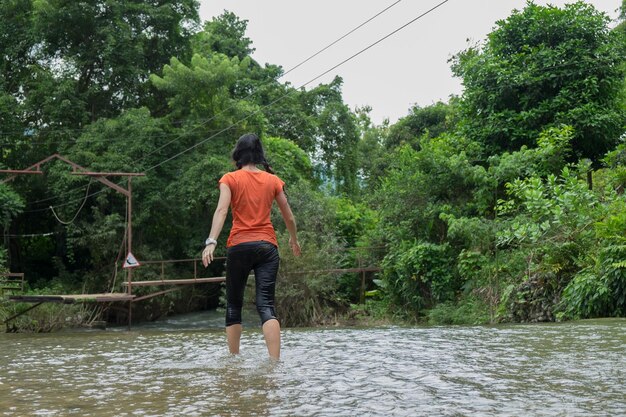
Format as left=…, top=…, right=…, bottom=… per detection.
left=0, top=319, right=625, bottom=416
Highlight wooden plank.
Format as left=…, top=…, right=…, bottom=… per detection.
left=9, top=295, right=67, bottom=303
left=284, top=267, right=382, bottom=275
left=122, top=277, right=226, bottom=287
left=140, top=257, right=226, bottom=264
left=8, top=293, right=135, bottom=303
left=74, top=294, right=135, bottom=302
left=0, top=169, right=43, bottom=175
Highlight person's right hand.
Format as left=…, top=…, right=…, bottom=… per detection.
left=202, top=244, right=216, bottom=267
left=289, top=237, right=302, bottom=257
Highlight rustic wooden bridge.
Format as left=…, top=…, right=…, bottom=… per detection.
left=1, top=154, right=384, bottom=330
left=2, top=250, right=383, bottom=329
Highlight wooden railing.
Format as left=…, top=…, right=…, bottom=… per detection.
left=0, top=273, right=25, bottom=293
left=121, top=257, right=227, bottom=287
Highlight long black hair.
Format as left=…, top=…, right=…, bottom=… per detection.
left=232, top=133, right=274, bottom=174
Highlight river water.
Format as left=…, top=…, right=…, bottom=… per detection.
left=0, top=312, right=624, bottom=416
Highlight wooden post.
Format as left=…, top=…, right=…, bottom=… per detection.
left=127, top=177, right=133, bottom=331
left=359, top=256, right=365, bottom=304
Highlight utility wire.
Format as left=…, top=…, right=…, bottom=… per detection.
left=49, top=179, right=92, bottom=225
left=23, top=187, right=110, bottom=213
left=4, top=232, right=58, bottom=238
left=20, top=0, right=453, bottom=212
left=0, top=2, right=403, bottom=140
left=29, top=0, right=451, bottom=211
left=9, top=0, right=405, bottom=209
left=281, top=0, right=402, bottom=78
left=2, top=54, right=617, bottom=143
left=20, top=56, right=612, bottom=212
left=19, top=51, right=599, bottom=213
left=146, top=0, right=452, bottom=172
left=132, top=0, right=405, bottom=167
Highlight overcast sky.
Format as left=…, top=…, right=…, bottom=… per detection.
left=198, top=0, right=622, bottom=124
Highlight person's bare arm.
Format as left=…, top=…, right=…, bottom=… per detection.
left=202, top=183, right=231, bottom=266
left=275, top=190, right=301, bottom=257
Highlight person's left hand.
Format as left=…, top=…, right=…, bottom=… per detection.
left=202, top=244, right=215, bottom=267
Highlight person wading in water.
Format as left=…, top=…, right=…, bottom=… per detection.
left=202, top=133, right=301, bottom=360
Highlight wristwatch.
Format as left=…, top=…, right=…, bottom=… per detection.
left=205, top=237, right=217, bottom=246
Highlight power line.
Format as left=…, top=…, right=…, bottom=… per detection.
left=8, top=0, right=407, bottom=209
left=23, top=187, right=111, bottom=213
left=4, top=232, right=58, bottom=238
left=49, top=179, right=92, bottom=224
left=281, top=0, right=402, bottom=78
left=0, top=1, right=402, bottom=142
left=146, top=0, right=453, bottom=172
left=1, top=54, right=617, bottom=143
left=131, top=0, right=405, bottom=167
left=21, top=54, right=613, bottom=213
left=16, top=59, right=618, bottom=211
left=15, top=0, right=451, bottom=211
left=25, top=57, right=618, bottom=209
left=301, top=0, right=452, bottom=87
left=3, top=57, right=618, bottom=153
left=24, top=182, right=98, bottom=207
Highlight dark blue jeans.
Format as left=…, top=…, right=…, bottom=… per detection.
left=225, top=241, right=280, bottom=326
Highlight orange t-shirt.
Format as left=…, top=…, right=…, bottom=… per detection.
left=219, top=170, right=285, bottom=247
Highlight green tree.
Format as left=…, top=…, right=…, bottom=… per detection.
left=150, top=53, right=260, bottom=131
left=354, top=106, right=389, bottom=191
left=263, top=136, right=314, bottom=186
left=451, top=1, right=626, bottom=162
left=374, top=135, right=486, bottom=243
left=385, top=101, right=458, bottom=150
left=615, top=0, right=626, bottom=35
left=0, top=0, right=35, bottom=95
left=0, top=184, right=24, bottom=232
left=305, top=77, right=359, bottom=196
left=0, top=0, right=201, bottom=208
left=192, top=10, right=254, bottom=60
left=31, top=0, right=199, bottom=120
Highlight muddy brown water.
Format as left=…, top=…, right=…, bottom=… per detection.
left=1, top=313, right=624, bottom=416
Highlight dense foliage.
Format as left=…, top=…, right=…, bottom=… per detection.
left=451, top=1, right=625, bottom=162
left=1, top=1, right=625, bottom=329
left=367, top=1, right=626, bottom=324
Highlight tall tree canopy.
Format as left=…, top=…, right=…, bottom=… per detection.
left=451, top=1, right=626, bottom=162
left=193, top=10, right=254, bottom=60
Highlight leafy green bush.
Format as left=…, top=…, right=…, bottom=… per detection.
left=381, top=241, right=457, bottom=318
left=560, top=198, right=626, bottom=318
left=494, top=165, right=601, bottom=321
left=263, top=136, right=314, bottom=186
left=3, top=302, right=98, bottom=333
left=274, top=231, right=348, bottom=327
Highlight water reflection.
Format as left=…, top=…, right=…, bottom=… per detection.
left=0, top=317, right=624, bottom=416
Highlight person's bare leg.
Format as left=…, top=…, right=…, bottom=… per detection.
left=262, top=319, right=281, bottom=359
left=226, top=324, right=242, bottom=354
